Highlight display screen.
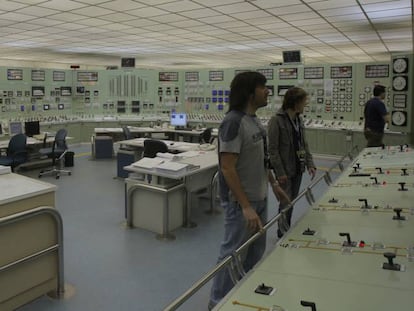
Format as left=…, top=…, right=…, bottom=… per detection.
left=61, top=86, right=72, bottom=96
left=170, top=113, right=187, bottom=127
left=31, top=70, right=45, bottom=81
left=9, top=121, right=23, bottom=135
left=7, top=69, right=23, bottom=80
left=24, top=121, right=40, bottom=137
left=32, top=86, right=45, bottom=97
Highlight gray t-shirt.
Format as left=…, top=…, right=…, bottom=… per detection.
left=218, top=110, right=268, bottom=202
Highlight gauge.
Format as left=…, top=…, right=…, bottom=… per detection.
left=392, top=76, right=408, bottom=91
left=364, top=86, right=371, bottom=93
left=391, top=110, right=407, bottom=126
left=393, top=58, right=408, bottom=74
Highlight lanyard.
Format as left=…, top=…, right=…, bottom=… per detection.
left=287, top=114, right=303, bottom=149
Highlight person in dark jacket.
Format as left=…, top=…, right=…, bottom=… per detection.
left=268, top=87, right=316, bottom=237
left=363, top=85, right=390, bottom=147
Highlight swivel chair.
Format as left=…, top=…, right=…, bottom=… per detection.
left=0, top=133, right=28, bottom=172
left=143, top=139, right=168, bottom=158
left=38, top=129, right=71, bottom=179
left=199, top=128, right=214, bottom=144
left=143, top=139, right=168, bottom=184
left=122, top=126, right=133, bottom=140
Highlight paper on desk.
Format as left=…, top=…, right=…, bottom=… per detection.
left=132, top=157, right=165, bottom=169
left=156, top=152, right=182, bottom=160
left=156, top=161, right=188, bottom=172
left=0, top=165, right=11, bottom=175
left=178, top=151, right=200, bottom=158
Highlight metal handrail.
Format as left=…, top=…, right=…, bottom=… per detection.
left=0, top=206, right=65, bottom=297
left=164, top=153, right=352, bottom=311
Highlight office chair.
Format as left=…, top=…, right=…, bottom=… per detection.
left=142, top=139, right=168, bottom=184
left=143, top=139, right=168, bottom=158
left=122, top=126, right=133, bottom=140
left=0, top=133, right=28, bottom=172
left=38, top=128, right=71, bottom=179
left=199, top=128, right=214, bottom=144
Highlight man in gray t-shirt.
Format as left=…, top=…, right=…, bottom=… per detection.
left=209, top=72, right=289, bottom=310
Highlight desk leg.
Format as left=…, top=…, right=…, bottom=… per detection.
left=205, top=170, right=221, bottom=215
left=182, top=179, right=197, bottom=228
left=156, top=190, right=176, bottom=241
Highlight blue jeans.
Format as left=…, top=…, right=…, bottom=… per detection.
left=209, top=199, right=267, bottom=307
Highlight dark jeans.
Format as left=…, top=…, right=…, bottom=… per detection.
left=364, top=128, right=384, bottom=147
left=278, top=173, right=302, bottom=237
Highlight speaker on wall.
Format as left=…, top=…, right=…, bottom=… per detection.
left=282, top=50, right=301, bottom=64
left=121, top=58, right=135, bottom=68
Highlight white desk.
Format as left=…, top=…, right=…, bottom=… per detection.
left=124, top=151, right=218, bottom=239
left=215, top=147, right=414, bottom=311
left=95, top=126, right=205, bottom=139
left=118, top=137, right=203, bottom=154
left=0, top=173, right=61, bottom=311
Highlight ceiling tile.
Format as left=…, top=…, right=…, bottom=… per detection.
left=157, top=0, right=204, bottom=12
left=48, top=12, right=86, bottom=22
left=0, top=0, right=28, bottom=10
left=98, top=0, right=146, bottom=11
left=148, top=13, right=187, bottom=23
left=1, top=12, right=36, bottom=22
left=267, top=4, right=310, bottom=15
left=37, top=0, right=87, bottom=10
left=69, top=0, right=111, bottom=4
left=214, top=2, right=259, bottom=14
left=98, top=13, right=137, bottom=22
left=367, top=8, right=410, bottom=18
left=231, top=10, right=272, bottom=20
left=253, top=0, right=303, bottom=9
left=128, top=6, right=168, bottom=17
left=70, top=6, right=114, bottom=17
left=10, top=0, right=46, bottom=4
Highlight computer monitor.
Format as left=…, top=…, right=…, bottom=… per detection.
left=24, top=120, right=40, bottom=137
left=9, top=121, right=23, bottom=136
left=170, top=113, right=187, bottom=127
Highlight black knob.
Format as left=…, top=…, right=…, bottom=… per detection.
left=394, top=208, right=402, bottom=218
left=358, top=198, right=368, bottom=208
left=301, top=300, right=316, bottom=311
left=383, top=252, right=401, bottom=271
left=353, top=166, right=358, bottom=172
left=339, top=232, right=351, bottom=245
left=376, top=167, right=383, bottom=174
left=398, top=182, right=407, bottom=191
left=329, top=197, right=338, bottom=203
left=393, top=208, right=405, bottom=220
left=356, top=163, right=360, bottom=168
left=370, top=177, right=378, bottom=184
left=401, top=168, right=408, bottom=176
left=384, top=252, right=395, bottom=265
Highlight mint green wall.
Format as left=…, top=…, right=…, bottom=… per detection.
left=0, top=55, right=412, bottom=138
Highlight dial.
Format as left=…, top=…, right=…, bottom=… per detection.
left=392, top=76, right=408, bottom=91
left=391, top=110, right=407, bottom=126
left=393, top=58, right=408, bottom=73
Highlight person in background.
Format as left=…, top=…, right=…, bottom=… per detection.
left=268, top=87, right=316, bottom=238
left=208, top=71, right=289, bottom=310
left=363, top=85, right=390, bottom=147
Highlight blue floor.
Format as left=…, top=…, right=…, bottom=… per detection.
left=17, top=145, right=346, bottom=311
